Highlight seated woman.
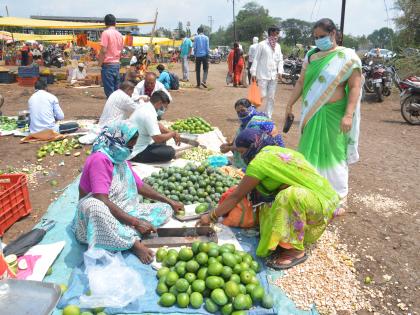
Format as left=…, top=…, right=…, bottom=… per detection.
left=220, top=98, right=284, bottom=169
left=199, top=128, right=340, bottom=270
left=73, top=121, right=183, bottom=264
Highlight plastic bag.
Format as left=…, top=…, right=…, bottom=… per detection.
left=79, top=248, right=145, bottom=308
left=247, top=80, right=262, bottom=107
left=226, top=72, right=233, bottom=85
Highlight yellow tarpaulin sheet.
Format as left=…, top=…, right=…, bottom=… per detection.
left=130, top=36, right=183, bottom=47
left=0, top=16, right=154, bottom=29
left=0, top=31, right=75, bottom=42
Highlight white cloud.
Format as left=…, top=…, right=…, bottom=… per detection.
left=1, top=0, right=393, bottom=36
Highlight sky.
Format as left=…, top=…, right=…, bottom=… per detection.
left=1, top=0, right=396, bottom=37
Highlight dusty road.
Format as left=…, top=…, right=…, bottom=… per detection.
left=0, top=62, right=419, bottom=314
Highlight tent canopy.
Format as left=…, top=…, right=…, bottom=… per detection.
left=131, top=36, right=183, bottom=47
left=0, top=31, right=74, bottom=43
left=0, top=16, right=154, bottom=29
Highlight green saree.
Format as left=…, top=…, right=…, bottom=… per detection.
left=245, top=146, right=340, bottom=256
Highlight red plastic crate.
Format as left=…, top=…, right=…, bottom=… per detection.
left=17, top=76, right=39, bottom=87
left=0, top=174, right=32, bottom=236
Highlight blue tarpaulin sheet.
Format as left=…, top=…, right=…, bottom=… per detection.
left=38, top=178, right=318, bottom=315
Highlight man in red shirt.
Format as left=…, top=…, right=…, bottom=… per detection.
left=98, top=14, right=124, bottom=98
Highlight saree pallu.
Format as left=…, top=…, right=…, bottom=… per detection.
left=73, top=163, right=172, bottom=251
left=298, top=48, right=362, bottom=198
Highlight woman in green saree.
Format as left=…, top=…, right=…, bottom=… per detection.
left=198, top=129, right=340, bottom=269
left=284, top=18, right=362, bottom=212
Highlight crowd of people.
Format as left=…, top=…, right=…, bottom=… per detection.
left=25, top=14, right=362, bottom=268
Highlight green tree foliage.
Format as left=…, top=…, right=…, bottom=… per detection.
left=224, top=2, right=278, bottom=44
left=393, top=0, right=420, bottom=47
left=177, top=22, right=186, bottom=39
left=280, top=19, right=313, bottom=46
left=367, top=27, right=395, bottom=49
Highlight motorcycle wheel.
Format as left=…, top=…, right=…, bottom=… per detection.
left=374, top=85, right=384, bottom=102
left=364, top=81, right=374, bottom=93
left=383, top=87, right=391, bottom=97
left=401, top=95, right=420, bottom=125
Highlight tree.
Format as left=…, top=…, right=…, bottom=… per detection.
left=225, top=1, right=278, bottom=44
left=343, top=34, right=360, bottom=50
left=175, top=22, right=186, bottom=39
left=156, top=27, right=172, bottom=38
left=280, top=19, right=313, bottom=46
left=393, top=0, right=420, bottom=47
left=367, top=27, right=395, bottom=49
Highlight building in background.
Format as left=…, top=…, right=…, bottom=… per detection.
left=28, top=15, right=140, bottom=40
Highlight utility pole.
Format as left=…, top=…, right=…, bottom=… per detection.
left=208, top=16, right=214, bottom=33
left=339, top=0, right=346, bottom=45
left=232, top=0, right=236, bottom=42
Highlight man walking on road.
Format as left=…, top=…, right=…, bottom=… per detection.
left=194, top=26, right=210, bottom=88
left=247, top=36, right=259, bottom=84
left=98, top=14, right=124, bottom=98
left=250, top=26, right=284, bottom=118
left=180, top=35, right=193, bottom=81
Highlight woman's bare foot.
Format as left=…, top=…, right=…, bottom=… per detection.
left=132, top=241, right=154, bottom=264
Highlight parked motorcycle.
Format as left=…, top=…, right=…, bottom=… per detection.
left=390, top=66, right=420, bottom=125
left=362, top=60, right=393, bottom=102
left=282, top=57, right=303, bottom=86
left=42, top=47, right=64, bottom=68
left=209, top=52, right=221, bottom=64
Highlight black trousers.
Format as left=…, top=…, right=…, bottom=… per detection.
left=131, top=143, right=175, bottom=163
left=195, top=56, right=209, bottom=86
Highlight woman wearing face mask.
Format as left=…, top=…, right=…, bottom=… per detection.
left=73, top=121, right=184, bottom=264
left=198, top=128, right=340, bottom=269
left=284, top=18, right=362, bottom=214
left=220, top=98, right=284, bottom=169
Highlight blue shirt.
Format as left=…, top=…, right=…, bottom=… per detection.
left=180, top=38, right=193, bottom=57
left=158, top=70, right=171, bottom=90
left=28, top=90, right=64, bottom=133
left=193, top=33, right=209, bottom=57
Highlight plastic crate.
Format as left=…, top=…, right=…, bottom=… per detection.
left=18, top=65, right=39, bottom=78
left=39, top=75, right=54, bottom=85
left=0, top=174, right=32, bottom=236
left=17, top=76, right=39, bottom=87
left=0, top=72, right=16, bottom=84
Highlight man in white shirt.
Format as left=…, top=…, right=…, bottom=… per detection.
left=132, top=72, right=172, bottom=102
left=250, top=26, right=284, bottom=118
left=247, top=36, right=259, bottom=84
left=99, top=81, right=137, bottom=127
left=28, top=80, right=64, bottom=134
left=129, top=91, right=180, bottom=163
left=71, top=63, right=87, bottom=85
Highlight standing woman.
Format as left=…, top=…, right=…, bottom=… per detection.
left=284, top=18, right=362, bottom=212
left=228, top=43, right=245, bottom=87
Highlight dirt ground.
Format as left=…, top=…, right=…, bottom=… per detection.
left=0, top=62, right=419, bottom=314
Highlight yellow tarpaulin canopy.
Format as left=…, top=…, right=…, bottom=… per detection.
left=130, top=36, right=183, bottom=47
left=0, top=31, right=75, bottom=43
left=0, top=16, right=154, bottom=29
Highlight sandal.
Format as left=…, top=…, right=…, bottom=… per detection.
left=266, top=252, right=308, bottom=270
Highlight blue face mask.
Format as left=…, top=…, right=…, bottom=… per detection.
left=315, top=35, right=333, bottom=51
left=156, top=108, right=165, bottom=118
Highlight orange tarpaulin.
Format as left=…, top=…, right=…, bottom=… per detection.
left=87, top=40, right=101, bottom=54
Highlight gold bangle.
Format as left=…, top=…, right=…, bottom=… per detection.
left=210, top=210, right=218, bottom=222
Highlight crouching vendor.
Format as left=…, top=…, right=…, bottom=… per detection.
left=73, top=121, right=184, bottom=264
left=197, top=128, right=340, bottom=270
